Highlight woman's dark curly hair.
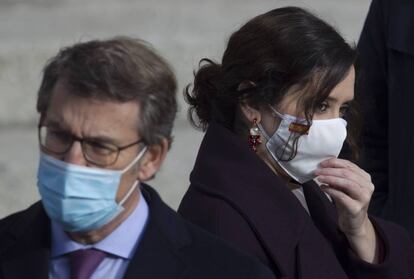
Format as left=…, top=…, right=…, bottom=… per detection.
left=186, top=7, right=361, bottom=160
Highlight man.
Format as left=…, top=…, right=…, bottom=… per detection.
left=357, top=0, right=414, bottom=239
left=0, top=37, right=275, bottom=279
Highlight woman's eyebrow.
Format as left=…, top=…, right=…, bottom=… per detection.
left=325, top=96, right=354, bottom=104
left=325, top=96, right=338, bottom=103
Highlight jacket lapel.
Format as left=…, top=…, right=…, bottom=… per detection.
left=302, top=181, right=350, bottom=263
left=123, top=185, right=189, bottom=279
left=0, top=203, right=51, bottom=279
left=190, top=123, right=310, bottom=276
left=302, top=181, right=340, bottom=238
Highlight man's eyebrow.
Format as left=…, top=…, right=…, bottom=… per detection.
left=44, top=119, right=66, bottom=129
left=86, top=135, right=120, bottom=145
left=43, top=119, right=123, bottom=145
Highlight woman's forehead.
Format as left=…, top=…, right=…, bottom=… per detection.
left=328, top=67, right=355, bottom=103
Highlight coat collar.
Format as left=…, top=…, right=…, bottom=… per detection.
left=190, top=123, right=311, bottom=273
left=1, top=185, right=191, bottom=279
left=123, top=184, right=190, bottom=278
left=301, top=180, right=350, bottom=263
left=302, top=180, right=341, bottom=240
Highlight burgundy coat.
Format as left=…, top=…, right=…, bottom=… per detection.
left=178, top=123, right=414, bottom=279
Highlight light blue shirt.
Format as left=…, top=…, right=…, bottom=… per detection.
left=49, top=192, right=149, bottom=279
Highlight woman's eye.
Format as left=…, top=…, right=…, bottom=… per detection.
left=339, top=105, right=349, bottom=117
left=318, top=102, right=328, bottom=112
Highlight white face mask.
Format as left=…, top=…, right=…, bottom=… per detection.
left=258, top=107, right=347, bottom=183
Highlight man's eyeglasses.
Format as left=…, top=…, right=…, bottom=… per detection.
left=38, top=125, right=144, bottom=167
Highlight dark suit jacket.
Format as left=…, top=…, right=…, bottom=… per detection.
left=357, top=0, right=414, bottom=238
left=0, top=184, right=275, bottom=279
left=178, top=123, right=414, bottom=279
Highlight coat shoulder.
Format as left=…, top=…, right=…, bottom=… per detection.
left=178, top=183, right=255, bottom=236
left=142, top=183, right=275, bottom=278
left=0, top=202, right=45, bottom=253
left=179, top=215, right=275, bottom=278
left=178, top=184, right=220, bottom=231
left=178, top=184, right=272, bottom=268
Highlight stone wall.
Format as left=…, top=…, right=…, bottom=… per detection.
left=0, top=0, right=371, bottom=217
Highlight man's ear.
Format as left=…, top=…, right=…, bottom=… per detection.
left=136, top=139, right=169, bottom=181
left=240, top=103, right=262, bottom=123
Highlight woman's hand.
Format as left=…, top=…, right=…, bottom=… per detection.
left=314, top=158, right=380, bottom=263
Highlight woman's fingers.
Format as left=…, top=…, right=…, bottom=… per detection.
left=317, top=158, right=376, bottom=245
left=315, top=167, right=362, bottom=186
left=319, top=158, right=371, bottom=181
left=320, top=185, right=361, bottom=213
left=321, top=185, right=370, bottom=219
left=315, top=167, right=374, bottom=192
left=317, top=175, right=366, bottom=201
left=316, top=163, right=374, bottom=205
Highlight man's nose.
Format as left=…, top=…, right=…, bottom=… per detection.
left=64, top=140, right=88, bottom=166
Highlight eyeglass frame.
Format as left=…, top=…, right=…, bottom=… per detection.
left=37, top=124, right=145, bottom=167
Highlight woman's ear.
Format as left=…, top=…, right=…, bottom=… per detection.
left=136, top=139, right=169, bottom=181
left=240, top=103, right=262, bottom=123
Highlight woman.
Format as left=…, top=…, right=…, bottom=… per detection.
left=178, top=7, right=414, bottom=279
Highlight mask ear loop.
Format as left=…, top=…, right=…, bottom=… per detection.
left=120, top=180, right=139, bottom=206
left=257, top=121, right=293, bottom=161
left=265, top=105, right=290, bottom=160
left=121, top=146, right=148, bottom=173
left=266, top=105, right=308, bottom=162
left=256, top=105, right=284, bottom=140
left=257, top=122, right=270, bottom=141
left=119, top=146, right=148, bottom=206
left=268, top=105, right=285, bottom=119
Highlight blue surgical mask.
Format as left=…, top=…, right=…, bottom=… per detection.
left=37, top=147, right=147, bottom=232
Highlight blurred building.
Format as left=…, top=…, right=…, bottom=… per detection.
left=0, top=0, right=370, bottom=217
